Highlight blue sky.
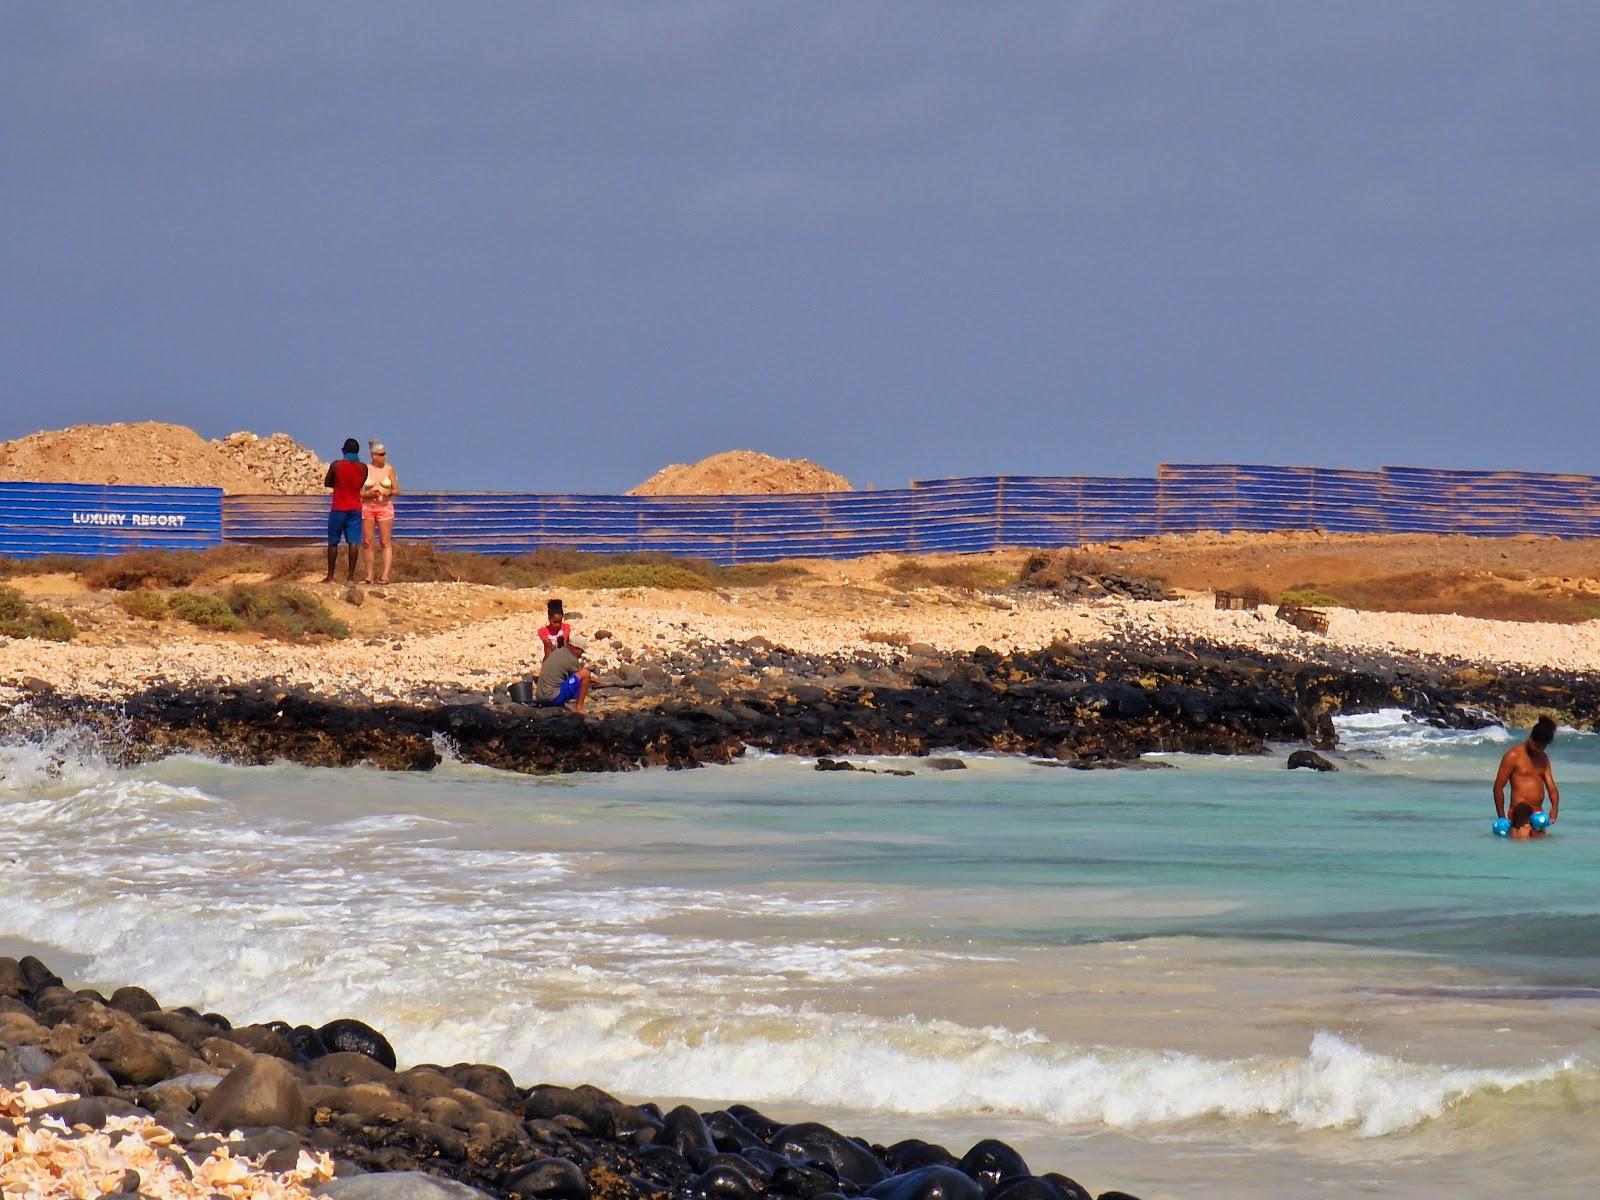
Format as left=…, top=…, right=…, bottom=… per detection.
left=3, top=3, right=1597, bottom=491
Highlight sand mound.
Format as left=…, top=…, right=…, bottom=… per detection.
left=0, top=422, right=331, bottom=494
left=630, top=450, right=852, bottom=496
left=211, top=430, right=327, bottom=493
left=0, top=422, right=278, bottom=494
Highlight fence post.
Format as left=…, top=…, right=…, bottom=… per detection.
left=908, top=480, right=921, bottom=556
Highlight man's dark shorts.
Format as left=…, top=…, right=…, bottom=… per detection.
left=328, top=509, right=364, bottom=545
left=537, top=674, right=582, bottom=708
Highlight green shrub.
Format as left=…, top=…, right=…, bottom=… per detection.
left=82, top=550, right=205, bottom=590
left=169, top=590, right=245, bottom=631
left=0, top=585, right=78, bottom=641
left=384, top=544, right=503, bottom=584
left=556, top=564, right=716, bottom=591
left=264, top=543, right=559, bottom=586
left=3, top=543, right=806, bottom=592
left=79, top=546, right=268, bottom=591
left=709, top=561, right=809, bottom=585
left=265, top=544, right=808, bottom=589
left=193, top=546, right=270, bottom=582
left=880, top=559, right=1012, bottom=591
left=29, top=608, right=77, bottom=641
left=169, top=585, right=348, bottom=639
left=0, top=555, right=87, bottom=578
left=226, top=583, right=349, bottom=640
left=115, top=590, right=170, bottom=621
left=1275, top=588, right=1348, bottom=609
left=262, top=549, right=322, bottom=581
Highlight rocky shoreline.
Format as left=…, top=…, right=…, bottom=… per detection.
left=2, top=955, right=1139, bottom=1200
left=4, top=636, right=1595, bottom=774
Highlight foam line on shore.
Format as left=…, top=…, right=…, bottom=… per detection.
left=517, top=1014, right=1581, bottom=1138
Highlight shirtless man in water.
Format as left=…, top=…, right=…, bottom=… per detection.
left=1493, top=715, right=1560, bottom=827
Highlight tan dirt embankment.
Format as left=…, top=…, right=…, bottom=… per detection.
left=0, top=422, right=330, bottom=494
left=1075, top=530, right=1600, bottom=621
left=0, top=422, right=276, bottom=493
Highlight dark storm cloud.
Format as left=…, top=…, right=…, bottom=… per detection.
left=3, top=2, right=1597, bottom=489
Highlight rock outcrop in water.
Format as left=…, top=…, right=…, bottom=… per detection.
left=5, top=637, right=1589, bottom=775
left=0, top=956, right=1127, bottom=1199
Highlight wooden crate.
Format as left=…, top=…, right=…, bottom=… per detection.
left=1275, top=603, right=1330, bottom=635
left=1214, top=589, right=1266, bottom=610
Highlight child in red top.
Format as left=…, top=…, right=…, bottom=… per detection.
left=539, top=598, right=571, bottom=660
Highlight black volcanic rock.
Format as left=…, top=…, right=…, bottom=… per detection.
left=4, top=639, right=1590, bottom=778
left=1287, top=749, right=1338, bottom=772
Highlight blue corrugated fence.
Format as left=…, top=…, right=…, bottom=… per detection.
left=0, top=482, right=223, bottom=558
left=6, top=466, right=1600, bottom=561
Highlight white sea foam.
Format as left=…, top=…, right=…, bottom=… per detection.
left=1333, top=708, right=1511, bottom=756
left=0, top=729, right=115, bottom=796
left=243, top=990, right=1584, bottom=1139
left=0, top=751, right=932, bottom=1014
left=544, top=1015, right=1577, bottom=1137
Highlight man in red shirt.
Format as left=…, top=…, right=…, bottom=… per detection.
left=322, top=437, right=368, bottom=584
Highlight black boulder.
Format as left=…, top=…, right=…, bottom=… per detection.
left=959, top=1140, right=1030, bottom=1196
left=1287, top=749, right=1338, bottom=772
left=315, top=1017, right=396, bottom=1069
left=885, top=1140, right=959, bottom=1173
left=867, top=1165, right=986, bottom=1200
left=506, top=1158, right=591, bottom=1200
left=770, top=1122, right=889, bottom=1189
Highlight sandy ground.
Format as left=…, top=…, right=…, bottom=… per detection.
left=1075, top=530, right=1600, bottom=608
left=3, top=544, right=1597, bottom=705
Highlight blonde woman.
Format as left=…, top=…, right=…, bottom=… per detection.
left=361, top=440, right=399, bottom=584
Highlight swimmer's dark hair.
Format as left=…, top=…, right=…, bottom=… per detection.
left=547, top=597, right=563, bottom=617
left=341, top=437, right=360, bottom=454
left=1531, top=716, right=1557, bottom=748
left=1511, top=802, right=1534, bottom=829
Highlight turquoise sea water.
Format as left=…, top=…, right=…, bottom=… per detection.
left=3, top=712, right=1598, bottom=1198
left=626, top=721, right=1600, bottom=969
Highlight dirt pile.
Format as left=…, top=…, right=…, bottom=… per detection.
left=211, top=431, right=326, bottom=494
left=0, top=422, right=275, bottom=494
left=629, top=450, right=851, bottom=496
left=0, top=422, right=333, bottom=494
